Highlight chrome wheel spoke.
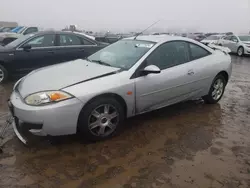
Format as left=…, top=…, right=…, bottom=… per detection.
left=89, top=121, right=100, bottom=130
left=107, top=122, right=116, bottom=130
left=0, top=69, right=4, bottom=82
left=98, top=126, right=105, bottom=135
left=213, top=83, right=219, bottom=89
left=109, top=112, right=118, bottom=119
left=212, top=78, right=224, bottom=100
left=92, top=110, right=100, bottom=118
left=104, top=105, right=110, bottom=114
left=212, top=90, right=217, bottom=97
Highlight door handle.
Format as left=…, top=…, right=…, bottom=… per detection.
left=187, top=70, right=194, bottom=75
left=47, top=51, right=55, bottom=54
left=78, top=49, right=85, bottom=52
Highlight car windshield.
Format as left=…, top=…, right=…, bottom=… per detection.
left=206, top=35, right=220, bottom=40
left=238, top=36, right=250, bottom=42
left=5, top=34, right=35, bottom=48
left=87, top=39, right=155, bottom=70
left=0, top=27, right=12, bottom=32
left=11, top=26, right=24, bottom=33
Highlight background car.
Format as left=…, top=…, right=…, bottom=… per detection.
left=218, top=34, right=250, bottom=56
left=201, top=34, right=225, bottom=45
left=9, top=35, right=232, bottom=144
left=95, top=33, right=122, bottom=44
left=0, top=31, right=108, bottom=83
left=0, top=26, right=16, bottom=33
left=0, top=26, right=39, bottom=46
left=187, top=33, right=206, bottom=42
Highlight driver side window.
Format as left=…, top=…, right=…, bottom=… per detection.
left=146, top=41, right=189, bottom=70
left=24, top=34, right=55, bottom=48
left=230, top=36, right=238, bottom=42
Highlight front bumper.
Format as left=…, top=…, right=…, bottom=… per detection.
left=9, top=90, right=84, bottom=143
left=243, top=46, right=250, bottom=55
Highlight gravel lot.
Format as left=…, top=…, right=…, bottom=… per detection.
left=0, top=55, right=250, bottom=188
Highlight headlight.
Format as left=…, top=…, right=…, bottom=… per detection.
left=25, top=91, right=73, bottom=106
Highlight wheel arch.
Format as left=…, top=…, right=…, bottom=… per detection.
left=216, top=71, right=229, bottom=84
left=77, top=93, right=128, bottom=131
left=237, top=46, right=244, bottom=53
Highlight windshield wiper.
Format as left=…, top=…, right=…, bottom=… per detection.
left=91, top=60, right=111, bottom=67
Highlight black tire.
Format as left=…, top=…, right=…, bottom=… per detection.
left=237, top=46, right=244, bottom=57
left=78, top=97, right=125, bottom=141
left=0, top=64, right=8, bottom=84
left=202, top=74, right=226, bottom=104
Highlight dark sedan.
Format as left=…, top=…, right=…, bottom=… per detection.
left=0, top=31, right=108, bottom=83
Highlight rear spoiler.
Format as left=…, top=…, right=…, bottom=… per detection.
left=207, top=44, right=231, bottom=54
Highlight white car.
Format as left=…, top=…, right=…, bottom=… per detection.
left=201, top=35, right=225, bottom=45
left=0, top=26, right=38, bottom=46
left=218, top=34, right=250, bottom=56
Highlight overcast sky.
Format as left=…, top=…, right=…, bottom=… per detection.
left=1, top=0, right=250, bottom=33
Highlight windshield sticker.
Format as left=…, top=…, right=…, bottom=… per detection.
left=135, top=44, right=154, bottom=48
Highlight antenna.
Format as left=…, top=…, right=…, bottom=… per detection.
left=134, top=20, right=161, bottom=40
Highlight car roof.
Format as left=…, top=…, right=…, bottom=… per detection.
left=34, top=30, right=97, bottom=37
left=236, top=34, right=250, bottom=36
left=208, top=34, right=224, bottom=37
left=124, top=35, right=194, bottom=43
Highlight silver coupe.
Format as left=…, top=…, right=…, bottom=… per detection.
left=9, top=35, right=232, bottom=144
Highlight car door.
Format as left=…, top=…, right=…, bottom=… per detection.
left=187, top=42, right=214, bottom=95
left=134, top=41, right=198, bottom=113
left=228, top=35, right=239, bottom=53
left=11, top=34, right=57, bottom=75
left=221, top=36, right=231, bottom=47
left=55, top=33, right=99, bottom=63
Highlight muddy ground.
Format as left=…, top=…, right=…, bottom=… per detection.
left=0, top=55, right=250, bottom=188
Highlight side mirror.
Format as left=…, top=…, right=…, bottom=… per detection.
left=22, top=44, right=31, bottom=51
left=140, top=65, right=161, bottom=76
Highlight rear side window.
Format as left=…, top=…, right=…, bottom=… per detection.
left=189, top=43, right=210, bottom=60
left=80, top=37, right=95, bottom=45
left=59, top=34, right=82, bottom=46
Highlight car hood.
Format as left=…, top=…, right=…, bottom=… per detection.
left=0, top=32, right=21, bottom=40
left=17, top=59, right=121, bottom=98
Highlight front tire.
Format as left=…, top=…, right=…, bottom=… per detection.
left=237, top=46, right=244, bottom=56
left=78, top=97, right=125, bottom=141
left=0, top=64, right=8, bottom=84
left=202, top=75, right=226, bottom=104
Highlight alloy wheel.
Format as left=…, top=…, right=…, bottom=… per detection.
left=0, top=68, right=4, bottom=83
left=88, top=104, right=119, bottom=136
left=211, top=78, right=224, bottom=100
left=238, top=47, right=243, bottom=56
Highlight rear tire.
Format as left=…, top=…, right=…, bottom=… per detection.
left=0, top=64, right=8, bottom=84
left=78, top=97, right=125, bottom=141
left=237, top=46, right=244, bottom=57
left=202, top=75, right=226, bottom=104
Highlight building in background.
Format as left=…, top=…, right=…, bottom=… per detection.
left=0, top=21, right=18, bottom=27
